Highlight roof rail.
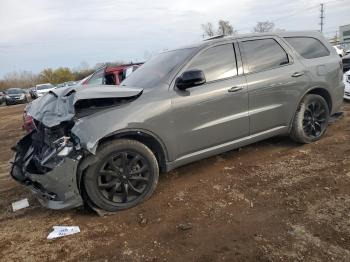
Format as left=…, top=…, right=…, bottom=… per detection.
left=203, top=35, right=226, bottom=41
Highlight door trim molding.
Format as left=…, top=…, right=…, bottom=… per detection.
left=166, top=125, right=287, bottom=171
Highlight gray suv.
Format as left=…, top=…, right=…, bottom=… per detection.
left=11, top=31, right=344, bottom=212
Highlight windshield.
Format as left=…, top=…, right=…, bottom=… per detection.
left=121, top=48, right=196, bottom=88
left=6, top=88, right=23, bottom=94
left=37, top=84, right=53, bottom=90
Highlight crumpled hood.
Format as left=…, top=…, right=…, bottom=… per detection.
left=27, top=85, right=143, bottom=127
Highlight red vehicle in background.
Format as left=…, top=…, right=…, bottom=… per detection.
left=81, top=63, right=143, bottom=86
left=23, top=63, right=143, bottom=133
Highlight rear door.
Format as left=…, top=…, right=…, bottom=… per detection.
left=171, top=42, right=249, bottom=159
left=284, top=36, right=344, bottom=114
left=238, top=37, right=310, bottom=135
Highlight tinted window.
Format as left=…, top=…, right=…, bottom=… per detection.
left=240, top=39, right=289, bottom=74
left=285, top=37, right=330, bottom=59
left=186, top=44, right=237, bottom=82
left=344, top=30, right=350, bottom=37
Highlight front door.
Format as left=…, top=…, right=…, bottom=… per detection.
left=171, top=43, right=249, bottom=159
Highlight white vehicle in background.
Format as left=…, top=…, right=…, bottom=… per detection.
left=333, top=45, right=345, bottom=57
left=55, top=81, right=78, bottom=89
left=34, top=83, right=55, bottom=98
left=344, top=70, right=350, bottom=100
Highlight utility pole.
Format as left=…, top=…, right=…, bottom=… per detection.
left=320, top=3, right=325, bottom=33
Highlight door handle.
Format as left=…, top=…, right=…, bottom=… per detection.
left=291, top=72, right=304, bottom=77
left=228, top=86, right=243, bottom=93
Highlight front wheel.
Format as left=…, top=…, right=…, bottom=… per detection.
left=83, top=139, right=159, bottom=212
left=290, top=94, right=329, bottom=143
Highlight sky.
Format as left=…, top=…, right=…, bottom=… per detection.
left=0, top=0, right=349, bottom=77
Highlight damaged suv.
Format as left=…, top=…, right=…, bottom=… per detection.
left=11, top=31, right=344, bottom=212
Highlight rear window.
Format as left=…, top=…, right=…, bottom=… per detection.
left=285, top=37, right=330, bottom=59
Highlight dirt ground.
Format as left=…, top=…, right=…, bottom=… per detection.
left=0, top=102, right=350, bottom=262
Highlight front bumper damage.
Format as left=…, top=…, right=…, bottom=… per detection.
left=10, top=85, right=144, bottom=210
left=11, top=133, right=84, bottom=210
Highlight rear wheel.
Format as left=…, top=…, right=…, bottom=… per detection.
left=84, top=139, right=159, bottom=212
left=290, top=94, right=329, bottom=143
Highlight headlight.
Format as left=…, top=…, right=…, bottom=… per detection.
left=5, top=95, right=10, bottom=99
left=20, top=94, right=25, bottom=99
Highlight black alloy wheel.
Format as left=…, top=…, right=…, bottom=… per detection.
left=97, top=151, right=150, bottom=204
left=302, top=100, right=327, bottom=138
left=84, top=139, right=159, bottom=212
left=290, top=94, right=329, bottom=143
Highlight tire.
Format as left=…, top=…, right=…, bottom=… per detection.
left=290, top=94, right=329, bottom=143
left=83, top=139, right=159, bottom=212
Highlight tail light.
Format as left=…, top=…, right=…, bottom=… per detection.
left=22, top=112, right=36, bottom=133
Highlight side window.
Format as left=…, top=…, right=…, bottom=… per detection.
left=240, top=38, right=289, bottom=74
left=284, top=37, right=330, bottom=59
left=187, top=44, right=237, bottom=82
left=87, top=69, right=105, bottom=85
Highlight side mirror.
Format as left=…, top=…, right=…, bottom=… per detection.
left=176, top=69, right=206, bottom=90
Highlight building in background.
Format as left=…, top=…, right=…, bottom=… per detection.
left=339, top=24, right=350, bottom=50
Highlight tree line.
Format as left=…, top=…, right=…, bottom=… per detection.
left=0, top=61, right=125, bottom=91
left=0, top=67, right=93, bottom=91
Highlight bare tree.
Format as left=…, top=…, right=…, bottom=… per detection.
left=201, top=22, right=215, bottom=37
left=0, top=71, right=38, bottom=90
left=201, top=20, right=237, bottom=38
left=253, top=21, right=275, bottom=33
left=217, top=20, right=236, bottom=36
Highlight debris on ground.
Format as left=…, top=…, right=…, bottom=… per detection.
left=47, top=226, right=80, bottom=240
left=329, top=111, right=344, bottom=124
left=11, top=198, right=29, bottom=212
left=177, top=223, right=192, bottom=231
left=137, top=213, right=148, bottom=226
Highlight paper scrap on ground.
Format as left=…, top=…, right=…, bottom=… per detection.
left=12, top=198, right=29, bottom=212
left=47, top=226, right=80, bottom=240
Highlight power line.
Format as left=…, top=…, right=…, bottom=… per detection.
left=271, top=4, right=320, bottom=23
left=234, top=0, right=347, bottom=33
